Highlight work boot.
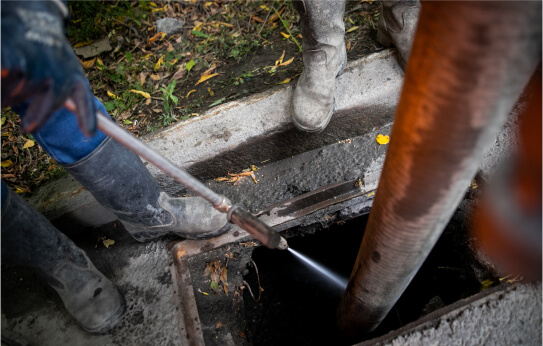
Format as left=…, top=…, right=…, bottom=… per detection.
left=292, top=0, right=347, bottom=133
left=1, top=186, right=125, bottom=334
left=62, top=137, right=231, bottom=242
left=377, top=0, right=421, bottom=70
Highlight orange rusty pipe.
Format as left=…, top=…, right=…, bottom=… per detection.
left=337, top=1, right=541, bottom=337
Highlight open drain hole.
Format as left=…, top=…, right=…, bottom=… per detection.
left=243, top=210, right=498, bottom=345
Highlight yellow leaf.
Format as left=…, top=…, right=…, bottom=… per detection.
left=376, top=134, right=390, bottom=145
left=71, top=18, right=82, bottom=24
left=129, top=90, right=151, bottom=99
left=73, top=40, right=93, bottom=48
left=277, top=78, right=291, bottom=85
left=1, top=117, right=6, bottom=126
left=96, top=58, right=104, bottom=70
left=80, top=57, right=97, bottom=69
left=195, top=73, right=219, bottom=86
left=250, top=165, right=258, bottom=171
left=280, top=32, right=290, bottom=39
left=208, top=88, right=214, bottom=96
left=346, top=26, right=359, bottom=33
left=102, top=238, right=115, bottom=248
left=277, top=57, right=294, bottom=67
left=1, top=160, right=13, bottom=167
left=186, top=90, right=197, bottom=97
left=142, top=54, right=154, bottom=60
left=366, top=192, right=375, bottom=197
left=107, top=90, right=119, bottom=99
left=275, top=50, right=285, bottom=66
left=22, top=139, right=35, bottom=149
left=14, top=187, right=28, bottom=194
left=155, top=56, right=164, bottom=70
left=150, top=2, right=157, bottom=7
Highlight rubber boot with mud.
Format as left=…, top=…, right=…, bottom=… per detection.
left=292, top=0, right=347, bottom=133
left=62, top=137, right=231, bottom=242
left=377, top=0, right=421, bottom=70
left=1, top=186, right=125, bottom=334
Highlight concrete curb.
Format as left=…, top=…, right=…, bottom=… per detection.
left=360, top=282, right=542, bottom=346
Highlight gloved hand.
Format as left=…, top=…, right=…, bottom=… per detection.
left=1, top=0, right=97, bottom=136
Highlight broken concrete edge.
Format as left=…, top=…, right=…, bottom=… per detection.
left=358, top=282, right=541, bottom=346
left=27, top=50, right=402, bottom=221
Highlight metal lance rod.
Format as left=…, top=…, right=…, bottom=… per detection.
left=337, top=1, right=542, bottom=338
left=95, top=111, right=288, bottom=250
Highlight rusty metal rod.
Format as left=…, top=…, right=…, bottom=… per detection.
left=95, top=111, right=288, bottom=250
left=337, top=1, right=541, bottom=337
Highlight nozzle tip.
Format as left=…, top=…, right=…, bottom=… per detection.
left=277, top=236, right=289, bottom=250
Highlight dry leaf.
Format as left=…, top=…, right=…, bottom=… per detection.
left=216, top=322, right=224, bottom=328
left=277, top=57, right=294, bottom=67
left=22, top=139, right=34, bottom=149
left=280, top=32, right=290, bottom=39
left=155, top=56, right=164, bottom=70
left=220, top=267, right=228, bottom=285
left=195, top=73, right=219, bottom=86
left=208, top=88, right=214, bottom=96
left=275, top=51, right=285, bottom=66
left=228, top=171, right=254, bottom=177
left=73, top=40, right=93, bottom=48
left=251, top=173, right=258, bottom=184
left=102, top=238, right=115, bottom=248
left=107, top=90, right=119, bottom=99
left=186, top=90, right=196, bottom=97
left=277, top=78, right=291, bottom=85
left=376, top=134, right=390, bottom=145
left=139, top=72, right=148, bottom=86
left=251, top=16, right=264, bottom=23
left=80, top=57, right=97, bottom=69
left=1, top=160, right=13, bottom=168
left=150, top=74, right=161, bottom=81
left=129, top=90, right=151, bottom=98
left=96, top=58, right=104, bottom=70
left=346, top=26, right=359, bottom=33
left=167, top=42, right=175, bottom=52
left=215, top=177, right=229, bottom=182
left=148, top=31, right=166, bottom=42
left=200, top=64, right=217, bottom=78
left=145, top=98, right=152, bottom=105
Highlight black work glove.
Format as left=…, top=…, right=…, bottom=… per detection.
left=1, top=0, right=97, bottom=136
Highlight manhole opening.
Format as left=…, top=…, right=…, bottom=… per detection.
left=242, top=208, right=498, bottom=345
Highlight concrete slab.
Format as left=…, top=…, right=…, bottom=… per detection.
left=361, top=282, right=542, bottom=346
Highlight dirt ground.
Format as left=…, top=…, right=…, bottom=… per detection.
left=1, top=0, right=382, bottom=195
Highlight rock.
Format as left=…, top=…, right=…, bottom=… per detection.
left=73, top=38, right=112, bottom=59
left=156, top=18, right=184, bottom=35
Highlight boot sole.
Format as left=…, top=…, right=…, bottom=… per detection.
left=293, top=50, right=348, bottom=134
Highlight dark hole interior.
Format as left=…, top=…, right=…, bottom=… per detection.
left=243, top=211, right=494, bottom=345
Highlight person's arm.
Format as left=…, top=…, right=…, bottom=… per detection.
left=1, top=0, right=97, bottom=136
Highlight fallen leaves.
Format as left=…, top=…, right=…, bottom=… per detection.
left=195, top=73, right=219, bottom=86
left=147, top=32, right=167, bottom=42
left=80, top=57, right=97, bottom=69
left=129, top=90, right=151, bottom=98
left=204, top=259, right=229, bottom=296
left=96, top=236, right=115, bottom=248
left=215, top=166, right=259, bottom=184
left=22, top=139, right=34, bottom=149
left=277, top=78, right=291, bottom=85
left=376, top=134, right=390, bottom=150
